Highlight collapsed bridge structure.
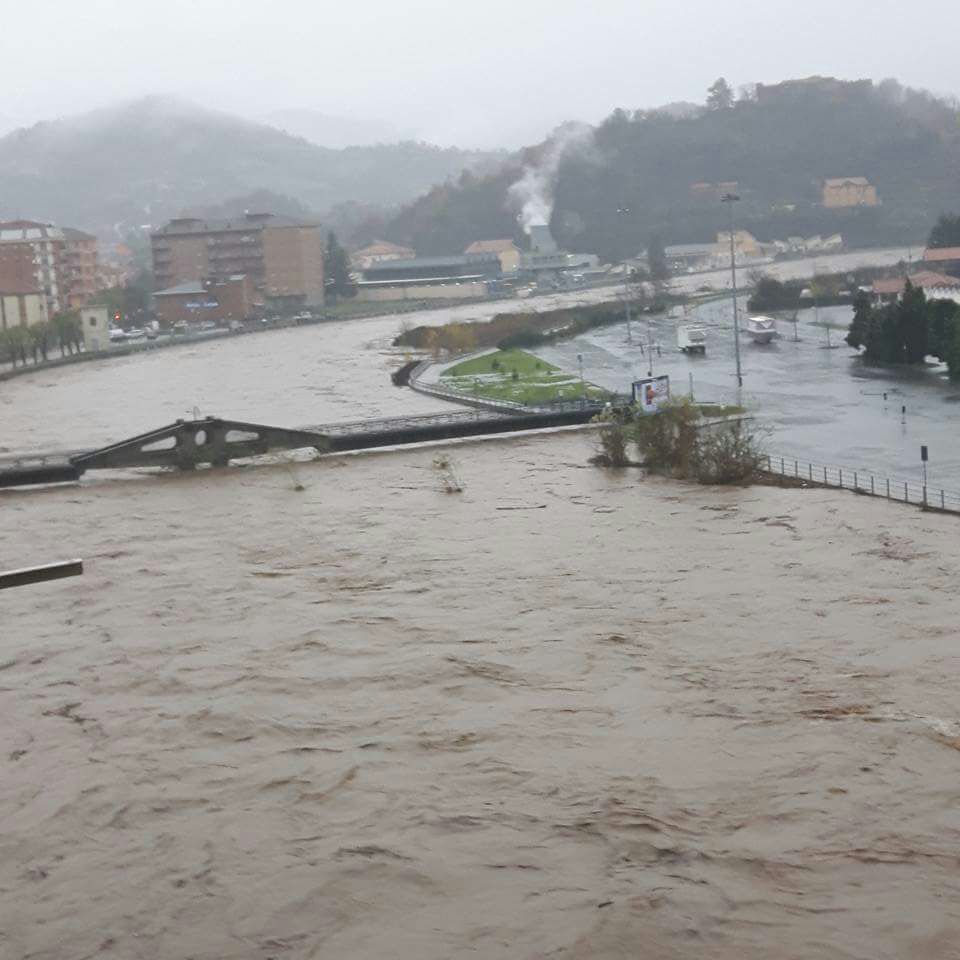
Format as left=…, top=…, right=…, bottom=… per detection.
left=0, top=405, right=611, bottom=490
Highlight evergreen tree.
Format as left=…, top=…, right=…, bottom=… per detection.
left=898, top=280, right=929, bottom=364
left=846, top=289, right=874, bottom=349
left=324, top=231, right=356, bottom=300
left=706, top=78, right=734, bottom=111
left=928, top=213, right=960, bottom=249
left=927, top=299, right=959, bottom=360
left=647, top=234, right=669, bottom=289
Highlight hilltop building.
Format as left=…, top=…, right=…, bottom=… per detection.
left=821, top=177, right=879, bottom=209
left=689, top=181, right=739, bottom=201
left=151, top=213, right=325, bottom=309
left=756, top=77, right=873, bottom=106
left=352, top=241, right=415, bottom=271
left=464, top=239, right=521, bottom=275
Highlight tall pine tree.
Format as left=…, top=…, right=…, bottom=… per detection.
left=324, top=232, right=355, bottom=301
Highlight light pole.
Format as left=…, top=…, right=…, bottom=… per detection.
left=577, top=353, right=585, bottom=399
left=617, top=205, right=634, bottom=343
left=721, top=193, right=743, bottom=387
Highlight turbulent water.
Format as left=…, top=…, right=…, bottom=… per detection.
left=3, top=433, right=960, bottom=959
left=3, top=249, right=959, bottom=957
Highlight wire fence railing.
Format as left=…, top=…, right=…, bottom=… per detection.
left=764, top=453, right=960, bottom=515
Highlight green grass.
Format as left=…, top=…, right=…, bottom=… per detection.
left=442, top=349, right=608, bottom=405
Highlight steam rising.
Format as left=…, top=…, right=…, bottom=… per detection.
left=508, top=122, right=594, bottom=233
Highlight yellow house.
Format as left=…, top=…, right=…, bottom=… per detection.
left=716, top=229, right=762, bottom=259
left=0, top=290, right=48, bottom=330
left=822, top=177, right=879, bottom=208
left=464, top=239, right=522, bottom=275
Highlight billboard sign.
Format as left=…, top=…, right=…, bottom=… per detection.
left=632, top=375, right=670, bottom=413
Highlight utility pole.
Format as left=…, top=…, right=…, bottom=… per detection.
left=721, top=193, right=743, bottom=387
left=624, top=270, right=633, bottom=343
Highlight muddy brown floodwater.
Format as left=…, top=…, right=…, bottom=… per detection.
left=2, top=432, right=959, bottom=959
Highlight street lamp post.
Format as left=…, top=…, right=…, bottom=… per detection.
left=617, top=205, right=634, bottom=343
left=577, top=353, right=585, bottom=399
left=721, top=193, right=743, bottom=387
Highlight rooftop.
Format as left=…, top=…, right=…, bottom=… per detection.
left=465, top=239, right=519, bottom=254
left=153, top=213, right=316, bottom=237
left=823, top=177, right=871, bottom=187
left=365, top=254, right=500, bottom=271
left=872, top=271, right=960, bottom=295
left=0, top=221, right=65, bottom=243
left=923, top=247, right=960, bottom=263
left=154, top=281, right=207, bottom=297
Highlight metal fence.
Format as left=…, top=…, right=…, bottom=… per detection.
left=764, top=453, right=960, bottom=515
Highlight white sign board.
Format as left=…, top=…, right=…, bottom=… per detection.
left=632, top=375, right=670, bottom=413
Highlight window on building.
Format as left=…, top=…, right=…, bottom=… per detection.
left=89, top=317, right=96, bottom=327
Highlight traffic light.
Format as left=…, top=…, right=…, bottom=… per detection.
left=114, top=312, right=121, bottom=323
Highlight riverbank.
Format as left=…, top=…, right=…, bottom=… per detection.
left=4, top=431, right=959, bottom=959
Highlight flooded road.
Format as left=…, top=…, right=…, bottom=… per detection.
left=0, top=246, right=918, bottom=460
left=3, top=433, right=959, bottom=959
left=539, top=298, right=960, bottom=491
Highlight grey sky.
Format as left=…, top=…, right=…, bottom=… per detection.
left=2, top=0, right=957, bottom=147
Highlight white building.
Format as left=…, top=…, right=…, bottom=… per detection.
left=80, top=305, right=110, bottom=352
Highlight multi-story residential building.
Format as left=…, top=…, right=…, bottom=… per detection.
left=151, top=213, right=325, bottom=308
left=62, top=228, right=101, bottom=309
left=0, top=220, right=68, bottom=316
left=0, top=290, right=48, bottom=330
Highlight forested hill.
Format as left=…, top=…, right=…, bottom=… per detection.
left=0, top=97, right=502, bottom=235
left=385, top=78, right=960, bottom=260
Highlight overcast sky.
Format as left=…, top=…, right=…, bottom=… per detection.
left=2, top=0, right=958, bottom=147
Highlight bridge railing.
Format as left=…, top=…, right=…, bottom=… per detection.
left=764, top=453, right=960, bottom=515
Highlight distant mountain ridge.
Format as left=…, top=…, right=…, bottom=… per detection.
left=0, top=96, right=504, bottom=236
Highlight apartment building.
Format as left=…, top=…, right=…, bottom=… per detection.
left=0, top=220, right=67, bottom=316
left=63, top=228, right=101, bottom=309
left=151, top=213, right=325, bottom=307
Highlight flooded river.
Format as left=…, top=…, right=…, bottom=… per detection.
left=4, top=244, right=959, bottom=957
left=3, top=433, right=960, bottom=959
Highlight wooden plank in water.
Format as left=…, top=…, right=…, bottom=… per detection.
left=0, top=560, right=84, bottom=590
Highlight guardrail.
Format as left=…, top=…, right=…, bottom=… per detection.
left=764, top=453, right=960, bottom=515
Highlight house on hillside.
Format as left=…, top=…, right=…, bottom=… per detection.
left=922, top=247, right=960, bottom=277
left=689, top=181, right=739, bottom=201
left=464, top=239, right=521, bottom=275
left=870, top=271, right=960, bottom=304
left=821, top=177, right=879, bottom=208
left=665, top=243, right=723, bottom=273
left=351, top=241, right=415, bottom=271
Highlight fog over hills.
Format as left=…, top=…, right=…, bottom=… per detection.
left=385, top=77, right=960, bottom=260
left=0, top=96, right=504, bottom=236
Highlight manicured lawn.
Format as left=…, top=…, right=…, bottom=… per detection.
left=441, top=349, right=608, bottom=405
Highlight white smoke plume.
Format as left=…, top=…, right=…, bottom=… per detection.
left=508, top=122, right=595, bottom=234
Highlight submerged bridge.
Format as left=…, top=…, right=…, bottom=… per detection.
left=0, top=403, right=614, bottom=490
